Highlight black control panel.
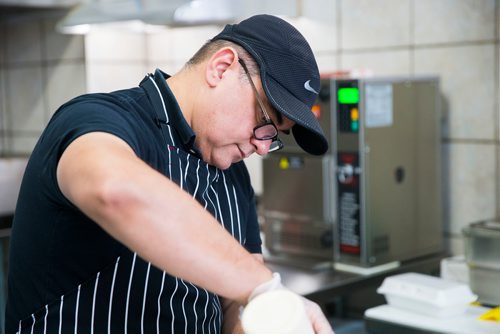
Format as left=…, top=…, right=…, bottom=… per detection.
left=336, top=80, right=360, bottom=133
left=335, top=80, right=362, bottom=256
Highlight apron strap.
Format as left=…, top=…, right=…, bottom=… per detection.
left=140, top=74, right=171, bottom=145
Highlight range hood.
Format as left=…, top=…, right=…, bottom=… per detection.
left=56, top=0, right=243, bottom=33
left=0, top=0, right=79, bottom=7
left=54, top=0, right=300, bottom=34
left=0, top=0, right=80, bottom=21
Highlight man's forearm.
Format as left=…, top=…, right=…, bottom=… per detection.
left=57, top=132, right=273, bottom=304
left=221, top=298, right=244, bottom=334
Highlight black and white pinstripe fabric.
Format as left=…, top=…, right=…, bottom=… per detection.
left=14, top=70, right=258, bottom=334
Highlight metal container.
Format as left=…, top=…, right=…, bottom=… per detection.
left=463, top=220, right=500, bottom=305
left=261, top=76, right=443, bottom=268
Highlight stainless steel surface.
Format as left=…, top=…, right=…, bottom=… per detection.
left=463, top=220, right=500, bottom=268
left=266, top=253, right=445, bottom=305
left=333, top=77, right=443, bottom=267
left=260, top=80, right=335, bottom=262
left=261, top=155, right=335, bottom=260
left=261, top=76, right=443, bottom=269
left=463, top=219, right=500, bottom=305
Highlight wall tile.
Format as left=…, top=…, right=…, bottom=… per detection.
left=1, top=136, right=10, bottom=156
left=496, top=43, right=500, bottom=219
left=146, top=29, right=174, bottom=63
left=5, top=20, right=42, bottom=64
left=441, top=143, right=496, bottom=235
left=0, top=23, right=5, bottom=65
left=497, top=144, right=500, bottom=217
left=299, top=0, right=337, bottom=52
left=340, top=49, right=410, bottom=77
left=45, top=62, right=87, bottom=117
left=0, top=67, right=4, bottom=155
left=302, top=0, right=337, bottom=22
left=168, top=26, right=221, bottom=62
left=498, top=0, right=500, bottom=42
left=414, top=0, right=495, bottom=45
left=0, top=136, right=4, bottom=155
left=147, top=61, right=184, bottom=76
left=315, top=53, right=338, bottom=75
left=85, top=29, right=146, bottom=62
left=288, top=16, right=336, bottom=53
left=242, top=0, right=297, bottom=17
left=43, top=18, right=85, bottom=62
left=414, top=44, right=495, bottom=140
left=5, top=66, right=46, bottom=133
left=8, top=135, right=40, bottom=156
left=445, top=234, right=466, bottom=256
left=497, top=43, right=500, bottom=218
left=341, top=0, right=411, bottom=50
left=497, top=142, right=500, bottom=216
left=0, top=68, right=5, bottom=132
left=85, top=63, right=147, bottom=93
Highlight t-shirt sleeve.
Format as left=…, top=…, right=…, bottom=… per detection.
left=50, top=99, right=143, bottom=158
left=36, top=97, right=147, bottom=207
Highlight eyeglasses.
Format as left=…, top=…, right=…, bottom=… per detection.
left=238, top=59, right=284, bottom=153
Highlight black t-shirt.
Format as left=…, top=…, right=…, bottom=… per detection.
left=5, top=69, right=262, bottom=334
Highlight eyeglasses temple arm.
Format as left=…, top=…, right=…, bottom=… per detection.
left=238, top=59, right=272, bottom=122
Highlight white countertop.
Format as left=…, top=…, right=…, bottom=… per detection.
left=365, top=304, right=500, bottom=334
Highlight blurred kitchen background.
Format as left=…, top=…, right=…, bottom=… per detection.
left=0, top=0, right=499, bottom=333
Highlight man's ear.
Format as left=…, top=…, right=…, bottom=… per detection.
left=205, top=47, right=238, bottom=87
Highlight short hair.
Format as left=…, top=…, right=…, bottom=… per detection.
left=186, top=39, right=259, bottom=78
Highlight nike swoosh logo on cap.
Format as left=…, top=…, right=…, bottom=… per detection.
left=304, top=80, right=318, bottom=94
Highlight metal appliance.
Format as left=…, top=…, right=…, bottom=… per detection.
left=463, top=220, right=500, bottom=305
left=261, top=76, right=443, bottom=269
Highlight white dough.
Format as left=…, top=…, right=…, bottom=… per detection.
left=241, top=290, right=314, bottom=334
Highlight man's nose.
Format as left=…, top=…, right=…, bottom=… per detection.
left=252, top=138, right=273, bottom=156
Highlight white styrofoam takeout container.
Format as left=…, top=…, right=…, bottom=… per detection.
left=377, top=272, right=477, bottom=318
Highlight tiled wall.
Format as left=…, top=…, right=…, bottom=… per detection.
left=85, top=26, right=148, bottom=93
left=335, top=0, right=499, bottom=255
left=0, top=13, right=86, bottom=155
left=0, top=23, right=5, bottom=154
left=0, top=0, right=499, bottom=256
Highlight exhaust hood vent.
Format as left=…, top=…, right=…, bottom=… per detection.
left=0, top=0, right=80, bottom=7
left=55, top=0, right=240, bottom=33
left=53, top=0, right=301, bottom=34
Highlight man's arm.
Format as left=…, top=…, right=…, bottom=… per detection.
left=221, top=294, right=244, bottom=334
left=221, top=254, right=265, bottom=334
left=56, top=131, right=272, bottom=304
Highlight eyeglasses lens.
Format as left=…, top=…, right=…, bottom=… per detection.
left=254, top=124, right=277, bottom=140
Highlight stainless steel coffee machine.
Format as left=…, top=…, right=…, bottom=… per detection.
left=261, top=76, right=443, bottom=269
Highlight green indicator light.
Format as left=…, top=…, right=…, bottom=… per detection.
left=338, top=87, right=359, bottom=104
left=351, top=120, right=359, bottom=132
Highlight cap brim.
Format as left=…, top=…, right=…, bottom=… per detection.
left=263, top=75, right=328, bottom=155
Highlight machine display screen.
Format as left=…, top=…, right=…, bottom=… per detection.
left=338, top=87, right=359, bottom=104
left=337, top=82, right=360, bottom=133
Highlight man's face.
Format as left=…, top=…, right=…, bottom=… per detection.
left=194, top=63, right=294, bottom=170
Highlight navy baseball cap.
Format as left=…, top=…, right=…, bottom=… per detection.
left=212, top=14, right=328, bottom=155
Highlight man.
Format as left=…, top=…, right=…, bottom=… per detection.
left=6, top=14, right=332, bottom=333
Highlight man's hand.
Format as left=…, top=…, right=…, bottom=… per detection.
left=302, top=297, right=335, bottom=334
left=246, top=273, right=334, bottom=334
